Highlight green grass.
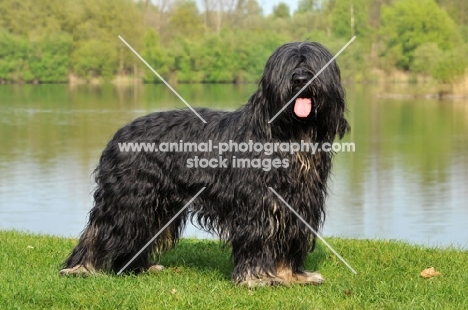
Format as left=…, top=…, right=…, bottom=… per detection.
left=0, top=230, right=467, bottom=309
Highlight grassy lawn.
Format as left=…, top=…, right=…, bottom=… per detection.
left=0, top=230, right=466, bottom=309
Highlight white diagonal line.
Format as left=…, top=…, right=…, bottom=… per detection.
left=116, top=187, right=206, bottom=275
left=268, top=187, right=357, bottom=274
left=269, top=36, right=356, bottom=124
left=118, top=35, right=207, bottom=124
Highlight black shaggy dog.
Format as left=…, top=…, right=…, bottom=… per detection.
left=61, top=42, right=349, bottom=287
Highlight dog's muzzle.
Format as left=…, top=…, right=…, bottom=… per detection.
left=292, top=73, right=314, bottom=118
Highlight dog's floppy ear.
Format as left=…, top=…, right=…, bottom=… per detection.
left=337, top=117, right=350, bottom=139
left=334, top=88, right=350, bottom=139
left=328, top=55, right=350, bottom=140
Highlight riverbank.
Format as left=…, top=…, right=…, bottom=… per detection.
left=370, top=69, right=468, bottom=99
left=3, top=72, right=468, bottom=99
left=1, top=230, right=466, bottom=309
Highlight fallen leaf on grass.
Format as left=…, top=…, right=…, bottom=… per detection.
left=420, top=267, right=441, bottom=278
left=344, top=290, right=352, bottom=296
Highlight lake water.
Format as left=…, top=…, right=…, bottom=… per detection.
left=0, top=84, right=467, bottom=249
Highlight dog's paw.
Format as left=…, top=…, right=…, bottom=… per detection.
left=297, top=270, right=325, bottom=285
left=237, top=277, right=283, bottom=288
left=148, top=264, right=165, bottom=273
left=234, top=271, right=284, bottom=288
left=59, top=265, right=95, bottom=277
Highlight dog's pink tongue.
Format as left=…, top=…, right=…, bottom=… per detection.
left=294, top=98, right=312, bottom=118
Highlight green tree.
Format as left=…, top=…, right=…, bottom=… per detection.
left=28, top=33, right=72, bottom=83
left=72, top=0, right=143, bottom=76
left=432, top=47, right=468, bottom=83
left=437, top=0, right=468, bottom=27
left=272, top=3, right=290, bottom=19
left=0, top=0, right=32, bottom=35
left=296, top=0, right=322, bottom=14
left=235, top=0, right=263, bottom=16
left=167, top=37, right=204, bottom=83
left=0, top=31, right=30, bottom=81
left=229, top=0, right=263, bottom=29
left=197, top=34, right=237, bottom=83
left=28, top=0, right=77, bottom=36
left=72, top=40, right=118, bottom=80
left=142, top=28, right=170, bottom=82
left=169, top=0, right=204, bottom=39
left=381, top=0, right=458, bottom=70
left=410, top=43, right=443, bottom=76
left=330, top=0, right=371, bottom=38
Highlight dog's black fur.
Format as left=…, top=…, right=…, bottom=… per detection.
left=62, top=42, right=349, bottom=286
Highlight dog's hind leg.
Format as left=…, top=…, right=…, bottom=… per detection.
left=111, top=207, right=188, bottom=274
left=146, top=214, right=187, bottom=273
left=61, top=206, right=187, bottom=276
left=61, top=170, right=186, bottom=275
left=60, top=224, right=99, bottom=276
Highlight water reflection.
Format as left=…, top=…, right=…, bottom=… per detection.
left=0, top=84, right=467, bottom=248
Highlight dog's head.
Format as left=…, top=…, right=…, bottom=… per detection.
left=258, top=42, right=349, bottom=140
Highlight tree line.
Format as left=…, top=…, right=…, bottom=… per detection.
left=0, top=0, right=467, bottom=84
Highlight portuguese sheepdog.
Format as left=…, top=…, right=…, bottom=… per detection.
left=61, top=41, right=350, bottom=287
